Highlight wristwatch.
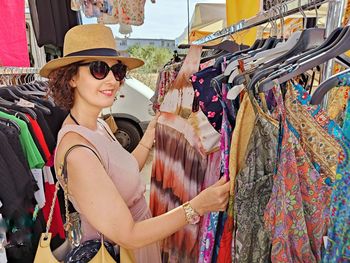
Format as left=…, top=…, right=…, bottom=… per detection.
left=182, top=201, right=200, bottom=224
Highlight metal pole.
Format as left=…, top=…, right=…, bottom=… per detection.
left=321, top=0, right=346, bottom=108
left=187, top=0, right=190, bottom=44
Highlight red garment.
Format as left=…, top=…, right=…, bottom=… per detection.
left=26, top=114, right=51, bottom=161
left=217, top=216, right=233, bottom=263
left=42, top=181, right=65, bottom=239
left=0, top=1, right=29, bottom=66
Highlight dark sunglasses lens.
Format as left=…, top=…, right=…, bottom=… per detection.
left=90, top=61, right=109, bottom=80
left=111, top=63, right=127, bottom=81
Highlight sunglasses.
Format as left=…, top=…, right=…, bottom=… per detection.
left=78, top=61, right=127, bottom=81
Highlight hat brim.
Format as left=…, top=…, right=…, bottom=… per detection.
left=40, top=56, right=144, bottom=78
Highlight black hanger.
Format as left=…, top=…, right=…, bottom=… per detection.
left=212, top=39, right=263, bottom=69
left=0, top=116, right=21, bottom=133
left=0, top=88, right=38, bottom=119
left=232, top=27, right=327, bottom=90
left=15, top=87, right=46, bottom=98
left=0, top=87, right=21, bottom=101
left=0, top=100, right=35, bottom=121
left=0, top=97, right=13, bottom=107
left=10, top=86, right=52, bottom=115
left=249, top=37, right=282, bottom=57
left=336, top=53, right=350, bottom=68
left=258, top=26, right=350, bottom=92
left=247, top=67, right=277, bottom=92
left=205, top=40, right=242, bottom=53
left=230, top=39, right=265, bottom=60
left=260, top=28, right=326, bottom=69
left=0, top=105, right=30, bottom=124
left=229, top=37, right=287, bottom=86
left=310, top=68, right=350, bottom=105
left=285, top=27, right=346, bottom=65
left=201, top=50, right=229, bottom=64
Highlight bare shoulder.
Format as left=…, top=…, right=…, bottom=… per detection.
left=55, top=130, right=96, bottom=171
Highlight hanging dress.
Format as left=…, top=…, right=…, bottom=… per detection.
left=150, top=45, right=221, bottom=263
left=217, top=92, right=256, bottom=263
left=264, top=82, right=336, bottom=262
left=230, top=92, right=278, bottom=263
left=322, top=73, right=350, bottom=262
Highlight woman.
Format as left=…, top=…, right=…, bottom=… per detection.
left=40, top=24, right=230, bottom=262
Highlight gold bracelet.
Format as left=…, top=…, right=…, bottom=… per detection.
left=139, top=142, right=151, bottom=151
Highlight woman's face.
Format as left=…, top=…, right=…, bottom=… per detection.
left=70, top=58, right=124, bottom=111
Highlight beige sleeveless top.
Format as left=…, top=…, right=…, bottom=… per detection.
left=55, top=120, right=147, bottom=242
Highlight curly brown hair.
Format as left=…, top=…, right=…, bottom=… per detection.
left=47, top=63, right=80, bottom=110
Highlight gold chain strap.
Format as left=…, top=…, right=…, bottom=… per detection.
left=45, top=145, right=103, bottom=241
left=45, top=181, right=60, bottom=237
left=45, top=165, right=72, bottom=237
left=63, top=178, right=71, bottom=232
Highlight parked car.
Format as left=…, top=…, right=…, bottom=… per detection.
left=101, top=77, right=155, bottom=152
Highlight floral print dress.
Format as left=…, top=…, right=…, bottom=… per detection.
left=232, top=93, right=278, bottom=263
left=264, top=82, right=335, bottom=262
left=323, top=73, right=350, bottom=262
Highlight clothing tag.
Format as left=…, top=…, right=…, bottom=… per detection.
left=0, top=214, right=7, bottom=262
left=323, top=236, right=329, bottom=249
left=32, top=169, right=46, bottom=208
left=16, top=98, right=35, bottom=108
left=43, top=166, right=55, bottom=185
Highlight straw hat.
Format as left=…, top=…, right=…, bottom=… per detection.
left=40, top=24, right=144, bottom=78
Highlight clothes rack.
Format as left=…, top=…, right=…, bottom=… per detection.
left=192, top=0, right=329, bottom=45
left=321, top=0, right=347, bottom=108
left=0, top=67, right=40, bottom=75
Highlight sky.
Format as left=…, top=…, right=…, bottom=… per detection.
left=82, top=0, right=225, bottom=40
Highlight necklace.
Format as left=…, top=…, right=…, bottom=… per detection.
left=69, top=112, right=80, bottom=125
left=69, top=111, right=116, bottom=142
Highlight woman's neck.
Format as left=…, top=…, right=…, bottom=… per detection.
left=69, top=105, right=101, bottom=130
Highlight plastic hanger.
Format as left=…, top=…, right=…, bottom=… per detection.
left=310, top=68, right=350, bottom=105
left=0, top=88, right=38, bottom=119
left=231, top=25, right=326, bottom=90
left=10, top=87, right=52, bottom=115
left=224, top=37, right=279, bottom=76
left=284, top=26, right=345, bottom=66
left=213, top=39, right=263, bottom=69
left=247, top=31, right=302, bottom=66
left=244, top=2, right=294, bottom=65
left=226, top=37, right=282, bottom=83
left=0, top=116, right=21, bottom=133
left=223, top=40, right=264, bottom=76
left=0, top=105, right=30, bottom=124
left=257, top=0, right=325, bottom=69
left=335, top=53, right=350, bottom=68
left=258, top=26, right=350, bottom=92
left=206, top=40, right=243, bottom=53
left=260, top=27, right=325, bottom=69
left=201, top=50, right=229, bottom=64
left=0, top=98, right=13, bottom=107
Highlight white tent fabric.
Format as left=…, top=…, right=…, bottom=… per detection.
left=175, top=3, right=226, bottom=45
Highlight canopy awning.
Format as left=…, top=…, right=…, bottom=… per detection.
left=175, top=3, right=226, bottom=45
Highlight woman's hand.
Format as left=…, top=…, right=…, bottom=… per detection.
left=141, top=112, right=160, bottom=148
left=190, top=177, right=230, bottom=216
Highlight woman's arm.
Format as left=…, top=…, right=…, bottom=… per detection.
left=131, top=130, right=153, bottom=171
left=63, top=146, right=229, bottom=250
left=132, top=113, right=159, bottom=171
